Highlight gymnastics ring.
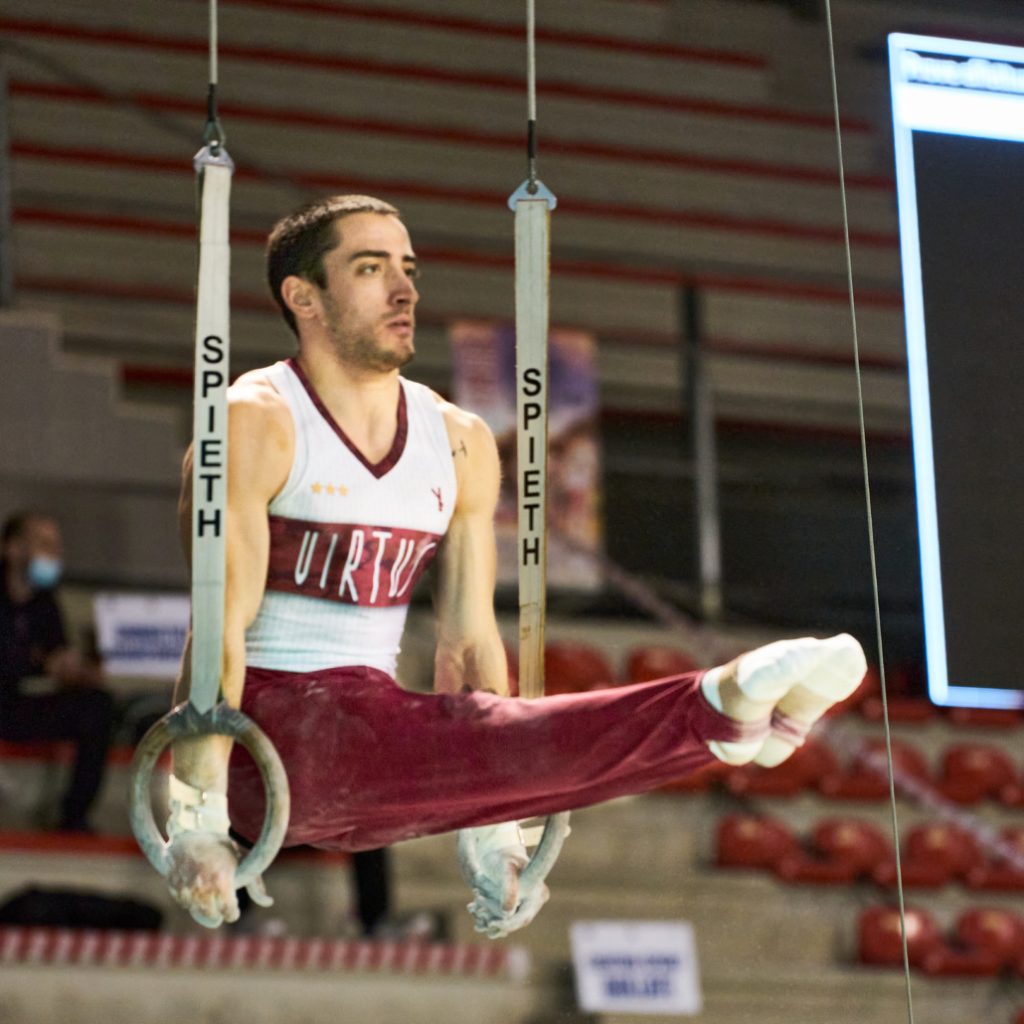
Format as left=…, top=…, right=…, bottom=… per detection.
left=129, top=701, right=290, bottom=889
left=457, top=811, right=572, bottom=897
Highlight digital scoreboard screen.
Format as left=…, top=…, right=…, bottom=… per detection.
left=890, top=34, right=1024, bottom=708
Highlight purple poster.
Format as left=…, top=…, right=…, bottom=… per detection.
left=450, top=319, right=603, bottom=589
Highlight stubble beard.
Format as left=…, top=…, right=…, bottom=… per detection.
left=324, top=306, right=415, bottom=373
left=342, top=331, right=414, bottom=373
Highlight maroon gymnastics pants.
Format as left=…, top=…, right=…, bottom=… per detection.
left=228, top=665, right=764, bottom=852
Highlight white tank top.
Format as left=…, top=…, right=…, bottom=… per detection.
left=245, top=359, right=457, bottom=675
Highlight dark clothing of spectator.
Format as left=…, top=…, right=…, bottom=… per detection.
left=0, top=564, right=113, bottom=831
left=0, top=578, right=66, bottom=692
left=351, top=847, right=391, bottom=935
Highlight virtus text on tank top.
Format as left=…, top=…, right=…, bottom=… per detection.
left=265, top=515, right=441, bottom=608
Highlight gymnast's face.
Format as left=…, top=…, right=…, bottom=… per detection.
left=314, top=212, right=420, bottom=373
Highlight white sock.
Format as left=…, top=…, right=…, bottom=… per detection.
left=734, top=637, right=824, bottom=702
left=752, top=634, right=867, bottom=768
left=701, top=666, right=768, bottom=765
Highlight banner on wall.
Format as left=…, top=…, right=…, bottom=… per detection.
left=93, top=592, right=190, bottom=679
left=449, top=319, right=603, bottom=590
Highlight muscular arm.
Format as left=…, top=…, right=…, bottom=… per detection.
left=434, top=408, right=509, bottom=696
left=173, top=379, right=293, bottom=791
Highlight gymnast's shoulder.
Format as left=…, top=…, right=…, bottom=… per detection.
left=226, top=366, right=294, bottom=460
left=427, top=391, right=500, bottom=511
left=428, top=390, right=498, bottom=459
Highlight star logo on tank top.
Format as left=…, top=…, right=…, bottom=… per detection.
left=431, top=487, right=443, bottom=512
left=311, top=482, right=349, bottom=497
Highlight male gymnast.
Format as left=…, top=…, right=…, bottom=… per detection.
left=167, top=195, right=867, bottom=936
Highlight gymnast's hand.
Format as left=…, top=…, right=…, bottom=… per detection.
left=460, top=822, right=551, bottom=939
left=166, top=832, right=275, bottom=928
left=467, top=863, right=550, bottom=940
left=166, top=831, right=243, bottom=927
left=164, top=774, right=274, bottom=928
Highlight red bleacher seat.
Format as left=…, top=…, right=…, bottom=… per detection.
left=777, top=817, right=892, bottom=885
left=543, top=642, right=615, bottom=695
left=938, top=743, right=1020, bottom=805
left=953, top=908, right=1024, bottom=966
left=858, top=904, right=1008, bottom=976
left=966, top=827, right=1024, bottom=891
left=715, top=814, right=797, bottom=871
left=902, top=904, right=1013, bottom=977
left=875, top=822, right=982, bottom=889
left=907, top=823, right=982, bottom=878
left=725, top=738, right=840, bottom=798
left=922, top=944, right=1005, bottom=977
left=625, top=645, right=701, bottom=683
left=857, top=906, right=942, bottom=969
left=816, top=817, right=891, bottom=871
left=818, top=738, right=930, bottom=801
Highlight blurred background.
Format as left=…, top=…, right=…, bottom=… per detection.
left=2, top=0, right=1024, bottom=1021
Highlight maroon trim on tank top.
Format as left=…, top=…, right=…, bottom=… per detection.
left=285, top=357, right=408, bottom=479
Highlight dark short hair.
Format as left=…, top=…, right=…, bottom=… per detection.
left=1, top=510, right=54, bottom=545
left=266, top=195, right=401, bottom=336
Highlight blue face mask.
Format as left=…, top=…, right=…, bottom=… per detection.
left=27, top=555, right=63, bottom=591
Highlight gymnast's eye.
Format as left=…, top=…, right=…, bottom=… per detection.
left=405, top=264, right=421, bottom=281
left=356, top=262, right=382, bottom=276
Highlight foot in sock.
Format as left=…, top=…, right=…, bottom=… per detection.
left=701, top=635, right=866, bottom=766
left=754, top=633, right=866, bottom=767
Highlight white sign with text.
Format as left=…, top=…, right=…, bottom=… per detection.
left=570, top=920, right=702, bottom=1015
left=93, top=592, right=189, bottom=679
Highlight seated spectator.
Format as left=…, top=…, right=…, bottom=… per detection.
left=0, top=511, right=114, bottom=831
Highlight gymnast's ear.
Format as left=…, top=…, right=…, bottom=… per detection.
left=280, top=275, right=322, bottom=326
